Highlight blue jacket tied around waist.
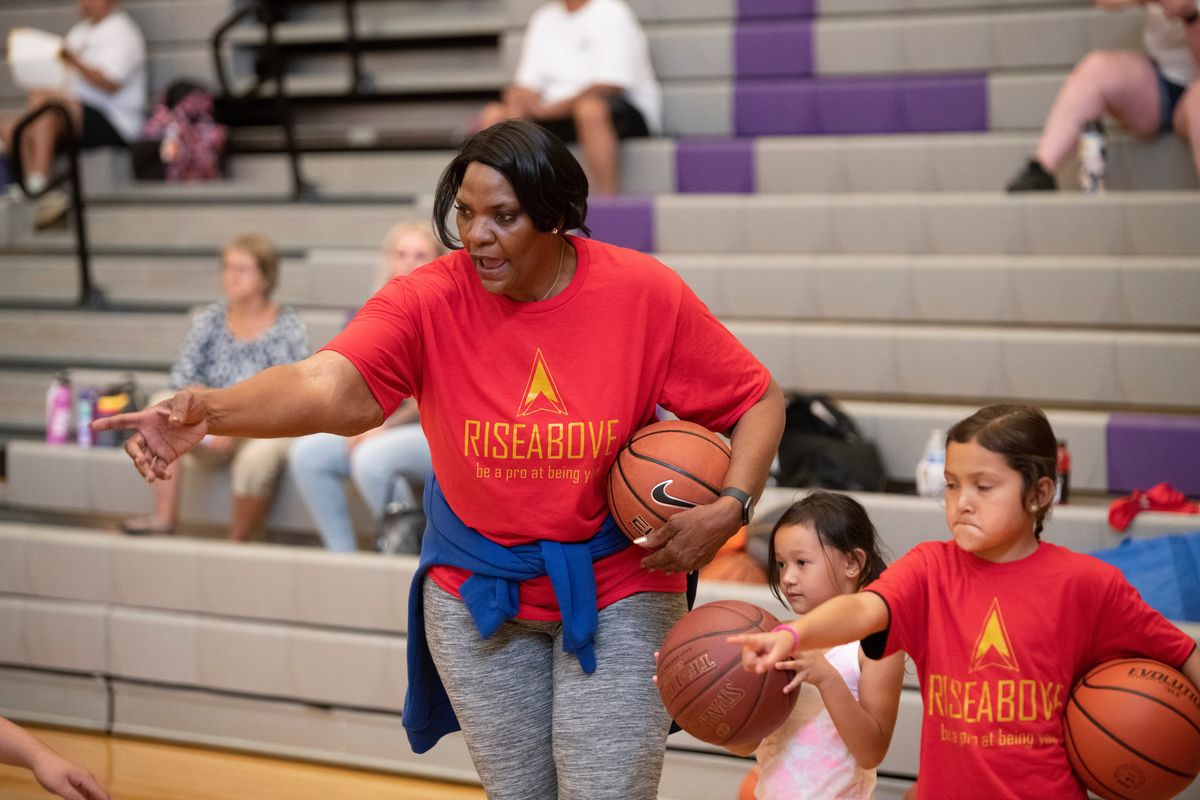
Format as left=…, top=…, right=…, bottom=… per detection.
left=402, top=477, right=631, bottom=753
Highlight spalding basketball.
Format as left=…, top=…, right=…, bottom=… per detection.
left=607, top=419, right=731, bottom=543
left=655, top=600, right=797, bottom=747
left=1065, top=658, right=1200, bottom=800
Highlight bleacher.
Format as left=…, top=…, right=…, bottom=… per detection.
left=1, top=0, right=1199, bottom=797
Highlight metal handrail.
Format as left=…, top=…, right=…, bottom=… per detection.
left=11, top=101, right=104, bottom=307
left=212, top=1, right=312, bottom=199
left=341, top=0, right=373, bottom=95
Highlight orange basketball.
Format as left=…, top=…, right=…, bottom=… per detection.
left=1064, top=658, right=1200, bottom=800
left=655, top=600, right=797, bottom=747
left=607, top=419, right=731, bottom=543
left=737, top=765, right=759, bottom=800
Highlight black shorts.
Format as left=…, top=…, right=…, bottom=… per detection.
left=79, top=104, right=127, bottom=148
left=536, top=93, right=650, bottom=144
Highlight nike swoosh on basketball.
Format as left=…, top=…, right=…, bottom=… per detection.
left=651, top=480, right=696, bottom=509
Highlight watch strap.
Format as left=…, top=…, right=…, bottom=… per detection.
left=719, top=486, right=754, bottom=524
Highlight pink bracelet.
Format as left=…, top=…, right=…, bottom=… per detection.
left=771, top=623, right=800, bottom=651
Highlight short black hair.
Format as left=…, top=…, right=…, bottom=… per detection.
left=432, top=120, right=590, bottom=249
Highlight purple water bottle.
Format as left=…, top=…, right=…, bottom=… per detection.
left=45, top=371, right=73, bottom=445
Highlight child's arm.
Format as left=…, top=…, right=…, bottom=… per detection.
left=1181, top=647, right=1200, bottom=689
left=734, top=592, right=891, bottom=672
left=777, top=649, right=904, bottom=769
left=0, top=717, right=110, bottom=800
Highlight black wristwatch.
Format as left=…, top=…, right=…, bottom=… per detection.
left=720, top=487, right=755, bottom=526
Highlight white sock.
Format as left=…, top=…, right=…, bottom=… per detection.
left=26, top=173, right=46, bottom=194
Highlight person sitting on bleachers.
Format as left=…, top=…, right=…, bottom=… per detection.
left=473, top=0, right=660, bottom=195
left=1, top=0, right=146, bottom=225
left=120, top=233, right=309, bottom=541
left=1007, top=0, right=1199, bottom=191
left=288, top=223, right=445, bottom=552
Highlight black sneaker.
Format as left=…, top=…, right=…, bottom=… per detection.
left=1006, top=159, right=1057, bottom=192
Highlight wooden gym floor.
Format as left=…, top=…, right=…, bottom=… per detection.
left=0, top=725, right=486, bottom=800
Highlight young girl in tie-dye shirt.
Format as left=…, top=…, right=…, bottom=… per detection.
left=728, top=492, right=904, bottom=799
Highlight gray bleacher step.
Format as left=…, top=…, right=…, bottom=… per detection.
left=725, top=320, right=1200, bottom=409
left=24, top=202, right=429, bottom=251
left=501, top=0, right=1093, bottom=24
left=38, top=193, right=1200, bottom=254
left=221, top=131, right=1195, bottom=196
left=289, top=246, right=1200, bottom=330
left=88, top=182, right=296, bottom=203
left=656, top=192, right=1200, bottom=256
left=755, top=132, right=1198, bottom=193
left=0, top=252, right=318, bottom=307
left=0, top=308, right=346, bottom=369
left=818, top=0, right=1092, bottom=13
left=275, top=67, right=504, bottom=99
left=223, top=7, right=507, bottom=47
left=815, top=6, right=1141, bottom=75
left=4, top=443, right=368, bottom=536
left=661, top=252, right=1200, bottom=329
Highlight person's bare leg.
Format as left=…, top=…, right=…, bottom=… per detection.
left=1034, top=51, right=1161, bottom=171
left=1173, top=83, right=1200, bottom=180
left=572, top=93, right=619, bottom=195
left=13, top=92, right=83, bottom=183
left=228, top=494, right=272, bottom=542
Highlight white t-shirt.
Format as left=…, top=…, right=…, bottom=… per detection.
left=513, top=0, right=661, bottom=134
left=754, top=642, right=876, bottom=800
left=64, top=9, right=147, bottom=142
left=1144, top=4, right=1198, bottom=88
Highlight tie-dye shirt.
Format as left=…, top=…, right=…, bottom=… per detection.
left=755, top=642, right=874, bottom=800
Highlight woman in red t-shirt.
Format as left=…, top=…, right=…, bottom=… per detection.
left=96, top=120, right=786, bottom=800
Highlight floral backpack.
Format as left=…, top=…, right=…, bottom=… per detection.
left=140, top=80, right=227, bottom=181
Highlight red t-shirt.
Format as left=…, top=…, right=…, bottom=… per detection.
left=323, top=235, right=771, bottom=619
left=864, top=540, right=1196, bottom=799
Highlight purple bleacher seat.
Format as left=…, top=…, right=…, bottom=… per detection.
left=734, top=75, right=989, bottom=136
left=1107, top=414, right=1200, bottom=496
left=675, top=139, right=755, bottom=194
left=586, top=196, right=655, bottom=252
left=738, top=0, right=815, bottom=19
left=903, top=75, right=990, bottom=131
left=736, top=22, right=813, bottom=78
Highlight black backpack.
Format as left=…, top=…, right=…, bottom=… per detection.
left=775, top=394, right=886, bottom=492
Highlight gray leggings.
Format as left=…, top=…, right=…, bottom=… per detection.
left=423, top=581, right=687, bottom=800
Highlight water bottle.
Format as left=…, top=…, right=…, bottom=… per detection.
left=76, top=388, right=96, bottom=448
left=45, top=371, right=73, bottom=445
left=915, top=429, right=946, bottom=499
left=1079, top=121, right=1107, bottom=194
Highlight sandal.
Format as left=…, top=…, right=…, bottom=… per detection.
left=119, top=517, right=176, bottom=536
